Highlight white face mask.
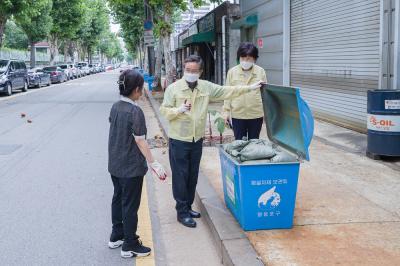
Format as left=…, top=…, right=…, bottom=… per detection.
left=184, top=72, right=200, bottom=83
left=240, top=61, right=254, bottom=70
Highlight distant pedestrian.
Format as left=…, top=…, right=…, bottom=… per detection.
left=223, top=42, right=267, bottom=140
left=108, top=69, right=167, bottom=258
left=160, top=55, right=263, bottom=228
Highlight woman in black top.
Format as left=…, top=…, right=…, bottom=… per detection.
left=107, top=69, right=166, bottom=258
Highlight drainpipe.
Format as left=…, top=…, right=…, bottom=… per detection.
left=222, top=15, right=227, bottom=85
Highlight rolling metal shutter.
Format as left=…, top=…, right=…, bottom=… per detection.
left=290, top=0, right=380, bottom=131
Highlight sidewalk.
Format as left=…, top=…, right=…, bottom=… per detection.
left=146, top=89, right=400, bottom=266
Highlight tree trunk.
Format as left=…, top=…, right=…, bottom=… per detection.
left=0, top=16, right=8, bottom=48
left=162, top=2, right=175, bottom=87
left=88, top=48, right=92, bottom=64
left=68, top=41, right=75, bottom=63
left=162, top=33, right=175, bottom=87
left=63, top=40, right=69, bottom=62
left=30, top=40, right=36, bottom=68
left=138, top=44, right=142, bottom=68
left=154, top=38, right=163, bottom=89
left=49, top=35, right=58, bottom=66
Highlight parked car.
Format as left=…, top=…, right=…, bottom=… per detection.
left=77, top=62, right=90, bottom=75
left=105, top=64, right=114, bottom=71
left=0, top=59, right=29, bottom=96
left=28, top=68, right=51, bottom=88
left=69, top=64, right=81, bottom=78
left=94, top=64, right=101, bottom=73
left=42, top=66, right=67, bottom=83
left=88, top=64, right=97, bottom=74
left=75, top=64, right=86, bottom=77
left=58, top=64, right=74, bottom=80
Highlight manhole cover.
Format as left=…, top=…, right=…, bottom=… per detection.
left=0, top=144, right=22, bottom=155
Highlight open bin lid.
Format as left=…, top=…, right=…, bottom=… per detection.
left=260, top=84, right=314, bottom=161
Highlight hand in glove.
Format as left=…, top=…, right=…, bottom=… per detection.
left=149, top=160, right=167, bottom=181
left=224, top=115, right=232, bottom=129
left=249, top=80, right=265, bottom=90
left=177, top=99, right=191, bottom=113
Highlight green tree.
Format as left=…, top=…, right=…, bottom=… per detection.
left=99, top=31, right=124, bottom=64
left=15, top=0, right=53, bottom=68
left=0, top=0, right=28, bottom=47
left=3, top=20, right=28, bottom=49
left=76, top=0, right=109, bottom=63
left=149, top=0, right=205, bottom=86
left=108, top=0, right=144, bottom=56
left=49, top=0, right=85, bottom=64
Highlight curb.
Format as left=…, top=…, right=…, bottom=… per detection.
left=145, top=89, right=264, bottom=266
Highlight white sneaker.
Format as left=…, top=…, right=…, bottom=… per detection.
left=108, top=240, right=124, bottom=249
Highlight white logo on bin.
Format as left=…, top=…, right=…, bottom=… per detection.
left=258, top=186, right=281, bottom=210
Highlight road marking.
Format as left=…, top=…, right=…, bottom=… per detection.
left=136, top=177, right=155, bottom=266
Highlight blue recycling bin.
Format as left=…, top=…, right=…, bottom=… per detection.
left=219, top=84, right=314, bottom=231
left=143, top=73, right=149, bottom=82
left=147, top=76, right=155, bottom=91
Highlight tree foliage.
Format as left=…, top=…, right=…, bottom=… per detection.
left=15, top=0, right=53, bottom=44
left=0, top=0, right=29, bottom=47
left=15, top=0, right=53, bottom=67
left=108, top=0, right=144, bottom=55
left=3, top=20, right=29, bottom=49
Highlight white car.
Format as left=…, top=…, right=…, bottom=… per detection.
left=58, top=64, right=75, bottom=80
left=77, top=62, right=90, bottom=75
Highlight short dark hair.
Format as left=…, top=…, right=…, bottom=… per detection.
left=184, top=55, right=203, bottom=70
left=237, top=42, right=259, bottom=61
left=118, top=69, right=144, bottom=96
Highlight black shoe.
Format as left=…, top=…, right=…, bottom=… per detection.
left=177, top=216, right=197, bottom=228
left=121, top=239, right=151, bottom=258
left=189, top=209, right=201, bottom=219
left=108, top=232, right=124, bottom=249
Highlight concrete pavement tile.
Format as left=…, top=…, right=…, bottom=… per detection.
left=296, top=164, right=399, bottom=225
left=306, top=140, right=400, bottom=217
left=248, top=222, right=400, bottom=266
left=160, top=221, right=222, bottom=266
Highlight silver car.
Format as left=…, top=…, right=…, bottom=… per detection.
left=69, top=64, right=81, bottom=78
left=77, top=62, right=90, bottom=76
left=58, top=64, right=73, bottom=80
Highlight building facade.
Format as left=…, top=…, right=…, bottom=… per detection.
left=175, top=1, right=240, bottom=84
left=233, top=0, right=399, bottom=132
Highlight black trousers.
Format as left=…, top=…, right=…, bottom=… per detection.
left=169, top=138, right=203, bottom=218
left=111, top=175, right=143, bottom=245
left=232, top=117, right=264, bottom=140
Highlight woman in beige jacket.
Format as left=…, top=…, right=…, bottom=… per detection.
left=223, top=42, right=267, bottom=140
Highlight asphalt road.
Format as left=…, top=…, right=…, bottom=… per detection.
left=0, top=71, right=136, bottom=265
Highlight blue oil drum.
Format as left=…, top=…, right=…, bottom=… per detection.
left=367, top=90, right=400, bottom=158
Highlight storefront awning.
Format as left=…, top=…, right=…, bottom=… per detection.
left=182, top=30, right=215, bottom=46
left=230, top=14, right=258, bottom=29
